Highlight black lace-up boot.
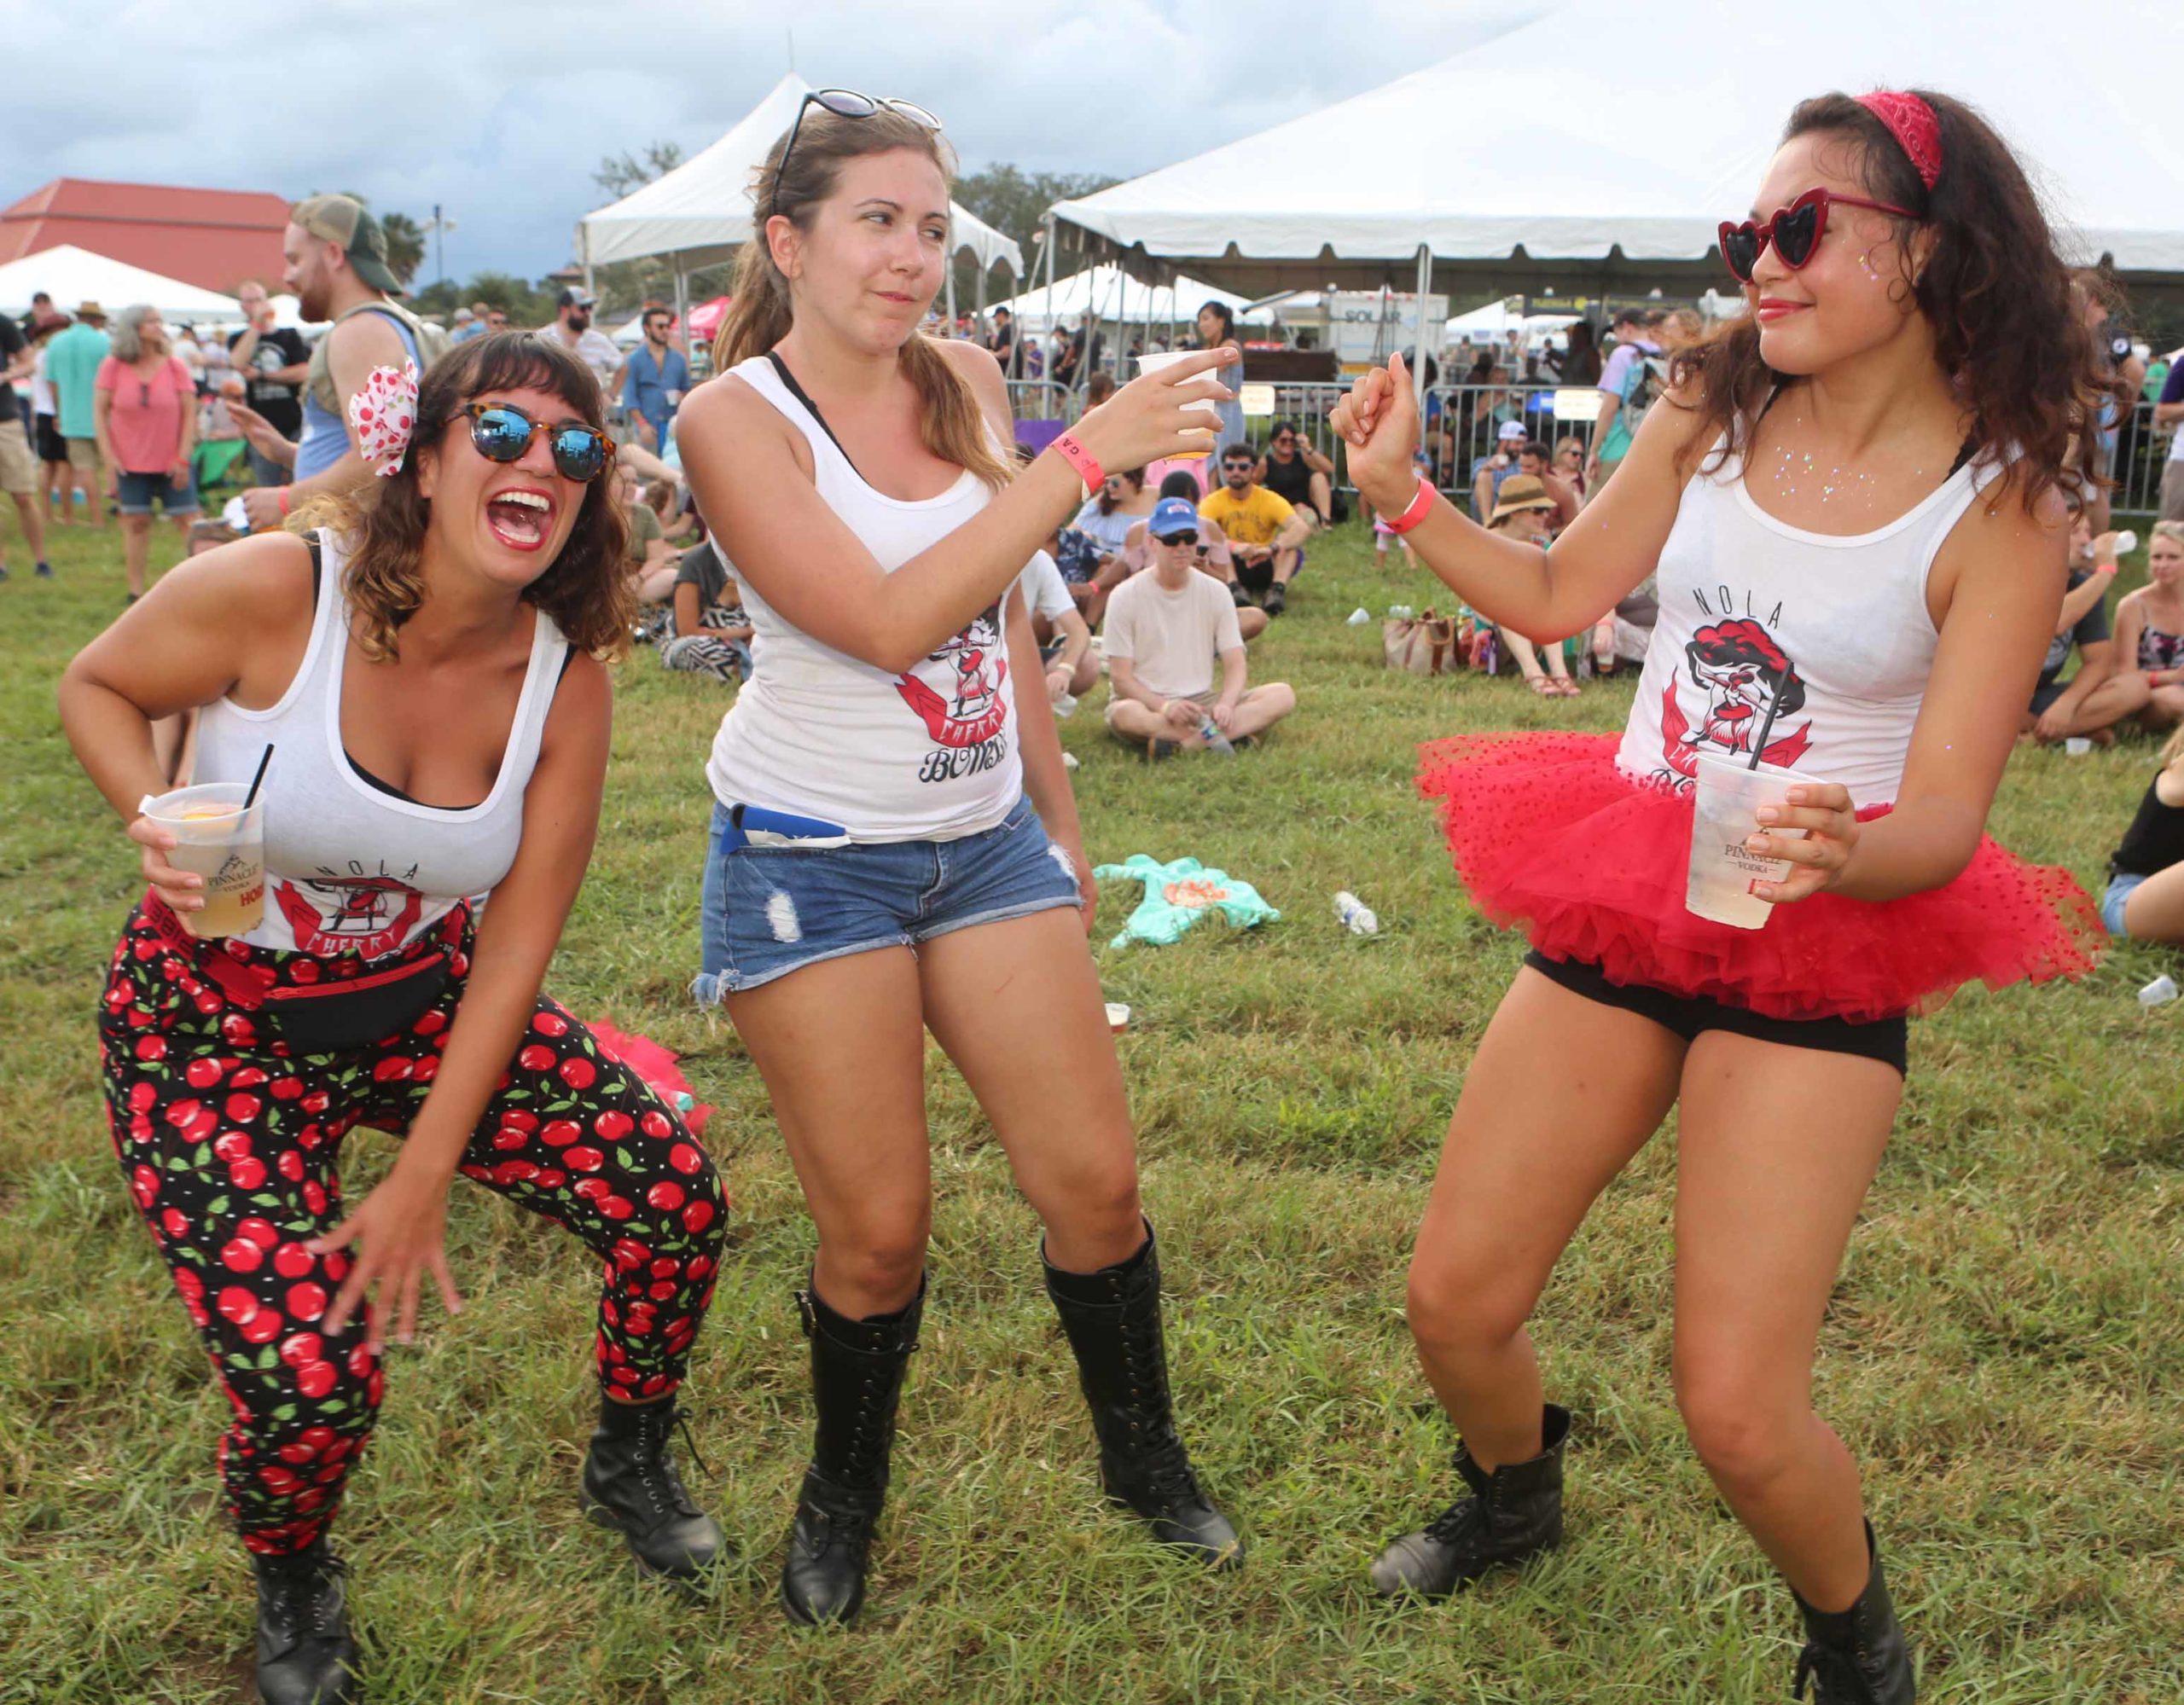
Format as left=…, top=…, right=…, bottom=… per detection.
left=252, top=1541, right=358, bottom=1705
left=580, top=1395, right=726, bottom=1583
left=779, top=1275, right=923, bottom=1627
left=1044, top=1224, right=1242, bottom=1569
left=1369, top=1404, right=1569, bottom=1597
left=1792, top=1522, right=1916, bottom=1704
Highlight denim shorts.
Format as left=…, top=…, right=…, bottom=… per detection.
left=692, top=794, right=1081, bottom=1000
left=2100, top=872, right=2146, bottom=936
left=116, top=469, right=200, bottom=516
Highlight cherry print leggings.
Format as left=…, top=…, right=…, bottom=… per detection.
left=96, top=896, right=729, bottom=1557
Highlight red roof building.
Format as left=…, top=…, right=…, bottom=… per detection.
left=0, top=178, right=291, bottom=295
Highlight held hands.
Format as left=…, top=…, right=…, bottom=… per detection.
left=1329, top=350, right=1423, bottom=513
left=1072, top=345, right=1237, bottom=473
left=311, top=1159, right=464, bottom=1353
left=130, top=815, right=203, bottom=914
left=1746, top=783, right=1859, bottom=904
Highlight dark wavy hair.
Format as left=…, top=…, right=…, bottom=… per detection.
left=1673, top=90, right=2104, bottom=514
left=297, top=331, right=632, bottom=661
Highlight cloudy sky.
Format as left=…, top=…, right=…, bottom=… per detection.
left=8, top=0, right=1523, bottom=281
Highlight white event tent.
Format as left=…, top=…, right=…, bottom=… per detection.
left=986, top=264, right=1266, bottom=339
left=0, top=245, right=242, bottom=325
left=1050, top=0, right=2184, bottom=360
left=578, top=74, right=1025, bottom=325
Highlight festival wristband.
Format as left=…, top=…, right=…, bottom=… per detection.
left=1382, top=476, right=1437, bottom=536
left=276, top=486, right=291, bottom=517
left=1049, top=432, right=1104, bottom=498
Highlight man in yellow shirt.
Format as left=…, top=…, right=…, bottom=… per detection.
left=1199, top=443, right=1314, bottom=616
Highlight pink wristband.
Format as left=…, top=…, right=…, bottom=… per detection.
left=1382, top=477, right=1437, bottom=536
left=1049, top=432, right=1105, bottom=496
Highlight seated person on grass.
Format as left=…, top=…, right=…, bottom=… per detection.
left=2063, top=522, right=2184, bottom=738
left=1103, top=497, right=1297, bottom=757
left=1478, top=475, right=1582, bottom=698
left=1255, top=418, right=1334, bottom=524
left=660, top=536, right=753, bottom=684
left=1199, top=444, right=1311, bottom=616
left=1120, top=474, right=1267, bottom=641
left=1019, top=546, right=1098, bottom=702
left=2098, top=721, right=2184, bottom=942
left=1469, top=420, right=1531, bottom=522
left=619, top=461, right=682, bottom=606
left=2024, top=507, right=2120, bottom=744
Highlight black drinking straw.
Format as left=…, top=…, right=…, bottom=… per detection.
left=242, top=744, right=274, bottom=809
left=1747, top=675, right=1789, bottom=771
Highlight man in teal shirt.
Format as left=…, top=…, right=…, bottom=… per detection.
left=45, top=303, right=111, bottom=531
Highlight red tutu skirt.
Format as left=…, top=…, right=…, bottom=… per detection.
left=1418, top=733, right=2103, bottom=1024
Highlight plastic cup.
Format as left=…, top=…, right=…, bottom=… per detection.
left=1135, top=350, right=1221, bottom=459
left=2064, top=737, right=2093, bottom=756
left=140, top=781, right=265, bottom=940
left=1106, top=1002, right=1132, bottom=1033
left=1685, top=753, right=1828, bottom=930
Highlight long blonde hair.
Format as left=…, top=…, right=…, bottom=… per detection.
left=715, top=104, right=1012, bottom=490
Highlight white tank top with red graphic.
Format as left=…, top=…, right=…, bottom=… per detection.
left=1615, top=439, right=2008, bottom=807
left=703, top=353, right=1023, bottom=843
left=191, top=529, right=570, bottom=958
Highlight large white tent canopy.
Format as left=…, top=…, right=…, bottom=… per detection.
left=1050, top=0, right=2184, bottom=301
left=985, top=265, right=1267, bottom=338
left=578, top=73, right=1025, bottom=279
left=0, top=245, right=241, bottom=324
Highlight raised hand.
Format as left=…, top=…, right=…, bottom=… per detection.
left=1329, top=351, right=1423, bottom=512
left=1072, top=346, right=1237, bottom=473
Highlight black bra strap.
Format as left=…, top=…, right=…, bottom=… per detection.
left=764, top=351, right=863, bottom=478
left=306, top=529, right=323, bottom=601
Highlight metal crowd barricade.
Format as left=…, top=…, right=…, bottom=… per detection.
left=1008, top=379, right=1074, bottom=422
left=2111, top=397, right=2171, bottom=517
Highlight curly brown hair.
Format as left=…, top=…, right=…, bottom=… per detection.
left=296, top=332, right=632, bottom=661
left=1672, top=90, right=2105, bottom=515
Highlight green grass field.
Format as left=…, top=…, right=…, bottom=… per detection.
left=3, top=511, right=2178, bottom=1704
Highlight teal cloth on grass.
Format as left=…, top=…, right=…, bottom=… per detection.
left=1090, top=854, right=1281, bottom=949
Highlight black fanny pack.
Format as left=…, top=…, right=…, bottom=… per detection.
left=146, top=892, right=455, bottom=1053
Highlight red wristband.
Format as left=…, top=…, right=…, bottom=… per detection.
left=1049, top=432, right=1105, bottom=497
left=276, top=485, right=291, bottom=517
left=1382, top=476, right=1437, bottom=536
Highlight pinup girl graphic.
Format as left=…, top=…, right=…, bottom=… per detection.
left=1330, top=90, right=2106, bottom=1704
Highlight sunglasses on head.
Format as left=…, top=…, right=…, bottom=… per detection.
left=1718, top=187, right=1919, bottom=284
left=462, top=402, right=613, bottom=483
left=771, top=88, right=942, bottom=219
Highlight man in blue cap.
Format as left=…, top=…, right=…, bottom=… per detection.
left=1101, top=496, right=1298, bottom=758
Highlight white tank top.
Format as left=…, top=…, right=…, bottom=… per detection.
left=192, top=531, right=570, bottom=957
left=1616, top=440, right=2007, bottom=806
left=704, top=353, right=1023, bottom=843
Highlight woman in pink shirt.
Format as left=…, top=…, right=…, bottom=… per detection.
left=95, top=304, right=200, bottom=600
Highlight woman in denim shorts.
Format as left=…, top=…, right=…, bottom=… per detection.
left=2101, top=723, right=2184, bottom=939
left=677, top=93, right=1241, bottom=1627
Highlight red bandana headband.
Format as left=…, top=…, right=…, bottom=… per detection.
left=1856, top=90, right=1943, bottom=192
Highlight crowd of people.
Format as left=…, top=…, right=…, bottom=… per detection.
left=9, top=73, right=2183, bottom=1705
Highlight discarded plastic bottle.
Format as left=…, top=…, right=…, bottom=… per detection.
left=2138, top=973, right=2176, bottom=1008
left=1334, top=890, right=1380, bottom=936
left=1199, top=715, right=1237, bottom=757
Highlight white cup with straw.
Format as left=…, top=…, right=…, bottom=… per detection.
left=140, top=745, right=272, bottom=940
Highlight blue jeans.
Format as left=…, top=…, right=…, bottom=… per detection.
left=2100, top=872, right=2146, bottom=936
left=692, top=795, right=1080, bottom=1001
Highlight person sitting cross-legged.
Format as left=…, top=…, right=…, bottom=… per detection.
left=1121, top=475, right=1268, bottom=642
left=1104, top=498, right=1297, bottom=757
left=660, top=536, right=754, bottom=683
left=1199, top=443, right=1311, bottom=616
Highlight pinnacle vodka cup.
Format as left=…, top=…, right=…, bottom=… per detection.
left=139, top=782, right=265, bottom=939
left=1685, top=753, right=1833, bottom=930
left=1134, top=351, right=1222, bottom=457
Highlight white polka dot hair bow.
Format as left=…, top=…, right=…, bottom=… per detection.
left=348, top=361, right=421, bottom=478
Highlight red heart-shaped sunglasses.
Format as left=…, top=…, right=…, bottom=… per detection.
left=1719, top=187, right=1919, bottom=284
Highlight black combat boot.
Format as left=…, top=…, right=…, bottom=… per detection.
left=1044, top=1224, right=1241, bottom=1569
left=580, top=1395, right=726, bottom=1583
left=779, top=1276, right=923, bottom=1627
left=1369, top=1404, right=1569, bottom=1597
left=252, top=1541, right=358, bottom=1705
left=1793, top=1522, right=1916, bottom=1704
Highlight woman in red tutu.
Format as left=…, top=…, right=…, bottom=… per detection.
left=1332, top=91, right=2106, bottom=1702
